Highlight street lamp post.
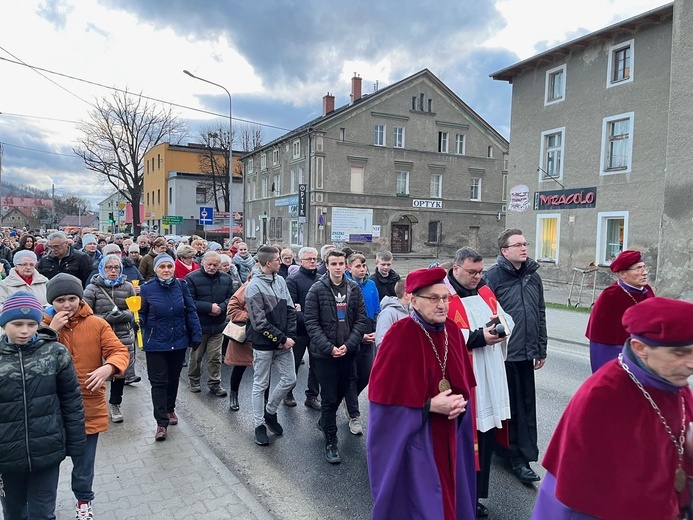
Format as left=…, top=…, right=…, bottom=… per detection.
left=183, top=70, right=234, bottom=245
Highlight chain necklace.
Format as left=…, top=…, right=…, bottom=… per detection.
left=619, top=283, right=639, bottom=305
left=618, top=353, right=687, bottom=493
left=417, top=322, right=451, bottom=392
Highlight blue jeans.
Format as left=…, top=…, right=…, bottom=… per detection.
left=71, top=433, right=99, bottom=502
left=0, top=463, right=61, bottom=520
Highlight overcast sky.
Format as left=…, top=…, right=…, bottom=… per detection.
left=0, top=0, right=668, bottom=209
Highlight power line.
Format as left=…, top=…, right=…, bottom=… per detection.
left=0, top=111, right=79, bottom=124
left=0, top=141, right=80, bottom=159
left=0, top=55, right=292, bottom=132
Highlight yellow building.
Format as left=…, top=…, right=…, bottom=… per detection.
left=143, top=142, right=243, bottom=236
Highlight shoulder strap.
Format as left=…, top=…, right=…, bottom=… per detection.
left=96, top=284, right=118, bottom=309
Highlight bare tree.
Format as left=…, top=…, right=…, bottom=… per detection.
left=74, top=90, right=186, bottom=235
left=196, top=124, right=232, bottom=212
left=238, top=122, right=264, bottom=152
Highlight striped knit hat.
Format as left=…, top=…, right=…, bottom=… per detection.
left=0, top=291, right=44, bottom=326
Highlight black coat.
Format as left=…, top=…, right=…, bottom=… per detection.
left=0, top=327, right=86, bottom=473
left=304, top=274, right=369, bottom=358
left=369, top=268, right=401, bottom=301
left=185, top=268, right=236, bottom=335
left=483, top=256, right=547, bottom=362
left=286, top=266, right=318, bottom=337
left=37, top=246, right=94, bottom=287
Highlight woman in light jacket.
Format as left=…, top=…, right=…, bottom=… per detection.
left=0, top=251, right=49, bottom=308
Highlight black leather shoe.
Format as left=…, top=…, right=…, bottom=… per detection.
left=513, top=465, right=541, bottom=483
left=476, top=501, right=489, bottom=518
left=325, top=436, right=341, bottom=464
left=283, top=393, right=297, bottom=407
left=229, top=391, right=239, bottom=411
left=304, top=397, right=322, bottom=411
left=264, top=411, right=283, bottom=435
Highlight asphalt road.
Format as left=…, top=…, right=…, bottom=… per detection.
left=176, top=322, right=592, bottom=520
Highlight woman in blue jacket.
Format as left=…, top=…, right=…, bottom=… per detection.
left=140, top=254, right=201, bottom=441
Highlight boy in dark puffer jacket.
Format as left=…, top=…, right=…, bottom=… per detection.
left=0, top=291, right=86, bottom=519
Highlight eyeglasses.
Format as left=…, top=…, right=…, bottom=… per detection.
left=626, top=265, right=648, bottom=273
left=463, top=268, right=484, bottom=276
left=15, top=263, right=36, bottom=269
left=414, top=294, right=449, bottom=305
left=104, top=265, right=121, bottom=271
left=301, top=257, right=317, bottom=262
left=504, top=242, right=529, bottom=249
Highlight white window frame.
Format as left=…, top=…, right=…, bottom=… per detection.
left=539, top=127, right=565, bottom=182
left=470, top=178, right=481, bottom=201
left=607, top=39, right=634, bottom=88
left=596, top=211, right=629, bottom=265
left=600, top=112, right=634, bottom=175
left=393, top=127, right=405, bottom=148
left=247, top=158, right=254, bottom=173
left=430, top=174, right=442, bottom=198
left=290, top=220, right=300, bottom=246
left=292, top=140, right=301, bottom=159
left=396, top=171, right=410, bottom=196
left=272, top=148, right=279, bottom=166
left=273, top=173, right=281, bottom=196
left=544, top=64, right=566, bottom=106
left=298, top=167, right=304, bottom=185
left=438, top=132, right=449, bottom=153
left=535, top=214, right=561, bottom=264
left=374, top=124, right=385, bottom=146
left=350, top=166, right=364, bottom=194
left=487, top=146, right=493, bottom=158
left=251, top=179, right=256, bottom=201
left=455, top=134, right=465, bottom=155
left=261, top=177, right=268, bottom=198
left=260, top=153, right=267, bottom=170
left=290, top=170, right=296, bottom=193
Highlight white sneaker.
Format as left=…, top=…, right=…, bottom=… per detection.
left=76, top=501, right=93, bottom=520
left=348, top=416, right=364, bottom=435
left=109, top=404, right=123, bottom=423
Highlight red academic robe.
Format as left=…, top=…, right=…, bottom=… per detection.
left=368, top=316, right=477, bottom=520
left=585, top=282, right=654, bottom=345
left=541, top=355, right=693, bottom=520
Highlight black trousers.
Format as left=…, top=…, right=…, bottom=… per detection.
left=503, top=360, right=538, bottom=465
left=314, top=354, right=354, bottom=436
left=344, top=342, right=375, bottom=418
left=0, top=464, right=60, bottom=520
left=290, top=335, right=320, bottom=399
left=146, top=348, right=186, bottom=427
left=477, top=428, right=497, bottom=499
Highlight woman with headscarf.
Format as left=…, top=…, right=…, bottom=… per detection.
left=0, top=250, right=49, bottom=308
left=140, top=254, right=202, bottom=441
left=83, top=254, right=138, bottom=423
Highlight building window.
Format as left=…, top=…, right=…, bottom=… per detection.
left=455, top=134, right=465, bottom=155
left=428, top=221, right=441, bottom=243
left=269, top=217, right=276, bottom=240
left=275, top=217, right=283, bottom=240
left=290, top=170, right=296, bottom=193
left=540, top=128, right=565, bottom=181
left=261, top=153, right=267, bottom=170
left=438, top=132, right=449, bottom=153
left=502, top=173, right=508, bottom=202
left=396, top=171, right=410, bottom=196
left=272, top=149, right=279, bottom=166
left=316, top=157, right=324, bottom=189
left=169, top=187, right=172, bottom=204
left=292, top=140, right=301, bottom=159
left=487, top=146, right=493, bottom=158
left=339, top=128, right=345, bottom=142
left=262, top=177, right=268, bottom=198
left=350, top=166, right=364, bottom=193
left=470, top=178, right=481, bottom=201
left=545, top=64, right=566, bottom=105
left=273, top=174, right=281, bottom=196
left=393, top=127, right=405, bottom=148
left=247, top=158, right=253, bottom=173
left=536, top=214, right=560, bottom=263
left=146, top=192, right=149, bottom=205
left=157, top=189, right=160, bottom=205
left=430, top=174, right=442, bottom=198
left=374, top=124, right=385, bottom=146
left=411, top=96, right=416, bottom=110
left=607, top=40, right=633, bottom=87
left=290, top=220, right=299, bottom=245
left=196, top=187, right=206, bottom=204
left=597, top=211, right=628, bottom=265
left=298, top=167, right=304, bottom=185
left=601, top=112, right=634, bottom=174
left=157, top=154, right=161, bottom=169
left=316, top=135, right=323, bottom=152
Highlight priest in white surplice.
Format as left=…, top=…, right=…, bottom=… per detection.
left=444, top=247, right=514, bottom=519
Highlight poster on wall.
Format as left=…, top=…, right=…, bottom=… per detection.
left=508, top=185, right=530, bottom=212
left=331, top=207, right=373, bottom=242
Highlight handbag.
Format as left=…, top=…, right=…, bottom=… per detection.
left=223, top=320, right=247, bottom=343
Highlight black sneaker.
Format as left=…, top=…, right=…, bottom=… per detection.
left=124, top=376, right=141, bottom=385
left=325, top=435, right=341, bottom=464
left=264, top=410, right=284, bottom=435
left=254, top=425, right=269, bottom=446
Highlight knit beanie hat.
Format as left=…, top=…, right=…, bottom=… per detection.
left=207, top=241, right=222, bottom=251
left=82, top=234, right=97, bottom=246
left=102, top=244, right=121, bottom=255
left=0, top=291, right=44, bottom=326
left=154, top=253, right=175, bottom=270
left=13, top=250, right=37, bottom=266
left=46, top=273, right=83, bottom=303
left=128, top=243, right=140, bottom=253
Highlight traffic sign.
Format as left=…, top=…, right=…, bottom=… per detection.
left=162, top=215, right=183, bottom=224
left=199, top=206, right=214, bottom=226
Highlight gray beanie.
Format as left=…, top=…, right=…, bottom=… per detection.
left=128, top=243, right=140, bottom=253
left=102, top=244, right=121, bottom=255
left=46, top=273, right=84, bottom=303
left=82, top=234, right=97, bottom=246
left=13, top=250, right=37, bottom=266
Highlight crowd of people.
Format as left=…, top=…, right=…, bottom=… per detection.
left=1, top=225, right=692, bottom=520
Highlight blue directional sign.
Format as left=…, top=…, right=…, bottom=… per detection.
left=199, top=206, right=214, bottom=226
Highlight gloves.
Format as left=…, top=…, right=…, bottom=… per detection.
left=190, top=342, right=201, bottom=351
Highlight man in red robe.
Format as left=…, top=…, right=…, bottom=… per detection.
left=368, top=267, right=477, bottom=520
left=585, top=249, right=654, bottom=372
left=534, top=297, right=693, bottom=520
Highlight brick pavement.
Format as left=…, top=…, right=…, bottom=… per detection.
left=46, top=360, right=274, bottom=520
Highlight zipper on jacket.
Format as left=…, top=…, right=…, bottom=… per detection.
left=18, top=349, right=32, bottom=472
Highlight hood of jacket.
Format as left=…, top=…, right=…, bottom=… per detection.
left=0, top=326, right=59, bottom=355
left=379, top=296, right=408, bottom=314
left=495, top=254, right=540, bottom=278
left=3, top=268, right=49, bottom=287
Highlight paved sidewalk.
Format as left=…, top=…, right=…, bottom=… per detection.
left=48, top=357, right=273, bottom=520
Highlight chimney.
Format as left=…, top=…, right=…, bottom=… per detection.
left=351, top=73, right=362, bottom=103
left=322, top=92, right=335, bottom=115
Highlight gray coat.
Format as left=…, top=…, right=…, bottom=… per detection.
left=83, top=274, right=136, bottom=347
